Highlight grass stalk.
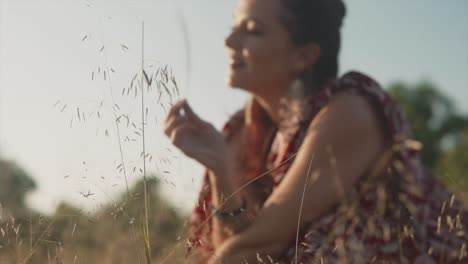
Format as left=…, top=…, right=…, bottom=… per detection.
left=140, top=21, right=152, bottom=264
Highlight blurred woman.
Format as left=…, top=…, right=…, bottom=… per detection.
left=164, top=0, right=468, bottom=262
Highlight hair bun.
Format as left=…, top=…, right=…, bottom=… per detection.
left=281, top=0, right=347, bottom=85
left=324, top=0, right=346, bottom=28
left=336, top=0, right=346, bottom=26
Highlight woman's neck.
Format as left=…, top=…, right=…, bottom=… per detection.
left=253, top=79, right=313, bottom=127
left=252, top=93, right=284, bottom=127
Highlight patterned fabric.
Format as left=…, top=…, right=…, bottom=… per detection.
left=187, top=71, right=468, bottom=263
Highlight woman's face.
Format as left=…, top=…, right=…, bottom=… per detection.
left=225, top=0, right=302, bottom=95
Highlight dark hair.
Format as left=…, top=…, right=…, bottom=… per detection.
left=280, top=0, right=346, bottom=88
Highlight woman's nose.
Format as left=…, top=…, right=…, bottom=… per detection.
left=225, top=29, right=240, bottom=50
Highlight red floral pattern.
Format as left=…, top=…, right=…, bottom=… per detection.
left=187, top=71, right=468, bottom=263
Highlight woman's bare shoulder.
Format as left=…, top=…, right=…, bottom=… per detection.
left=310, top=91, right=389, bottom=146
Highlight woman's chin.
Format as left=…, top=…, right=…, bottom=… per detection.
left=227, top=67, right=249, bottom=86
left=226, top=75, right=245, bottom=89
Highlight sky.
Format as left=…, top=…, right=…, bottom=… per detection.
left=0, top=0, right=467, bottom=215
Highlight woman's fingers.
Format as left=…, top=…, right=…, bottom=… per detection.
left=165, top=99, right=187, bottom=123
left=182, top=101, right=202, bottom=124
left=164, top=114, right=187, bottom=137
left=165, top=99, right=206, bottom=134
left=164, top=99, right=189, bottom=135
left=169, top=123, right=192, bottom=148
left=166, top=121, right=197, bottom=155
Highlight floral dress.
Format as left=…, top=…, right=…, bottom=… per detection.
left=187, top=71, right=468, bottom=263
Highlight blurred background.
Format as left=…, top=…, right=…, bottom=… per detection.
left=0, top=0, right=467, bottom=262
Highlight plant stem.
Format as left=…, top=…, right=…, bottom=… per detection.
left=141, top=21, right=152, bottom=264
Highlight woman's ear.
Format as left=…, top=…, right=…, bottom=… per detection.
left=293, top=43, right=321, bottom=73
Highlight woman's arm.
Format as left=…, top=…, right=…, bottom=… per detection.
left=208, top=161, right=252, bottom=245
left=163, top=99, right=270, bottom=246
left=208, top=128, right=271, bottom=246
left=210, top=98, right=276, bottom=245
left=209, top=93, right=388, bottom=263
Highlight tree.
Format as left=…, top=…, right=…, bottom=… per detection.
left=388, top=80, right=468, bottom=169
left=0, top=159, right=37, bottom=218
left=388, top=81, right=468, bottom=203
left=0, top=164, right=186, bottom=263
left=41, top=176, right=186, bottom=264
left=436, top=129, right=468, bottom=201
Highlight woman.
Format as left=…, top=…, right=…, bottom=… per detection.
left=164, top=0, right=468, bottom=262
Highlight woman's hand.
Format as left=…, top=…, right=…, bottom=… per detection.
left=207, top=239, right=239, bottom=264
left=164, top=99, right=229, bottom=175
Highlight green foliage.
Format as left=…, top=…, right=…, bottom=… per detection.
left=436, top=129, right=468, bottom=201
left=0, top=171, right=187, bottom=263
left=437, top=130, right=468, bottom=182
left=388, top=80, right=468, bottom=202
left=388, top=81, right=468, bottom=168
left=0, top=160, right=37, bottom=217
